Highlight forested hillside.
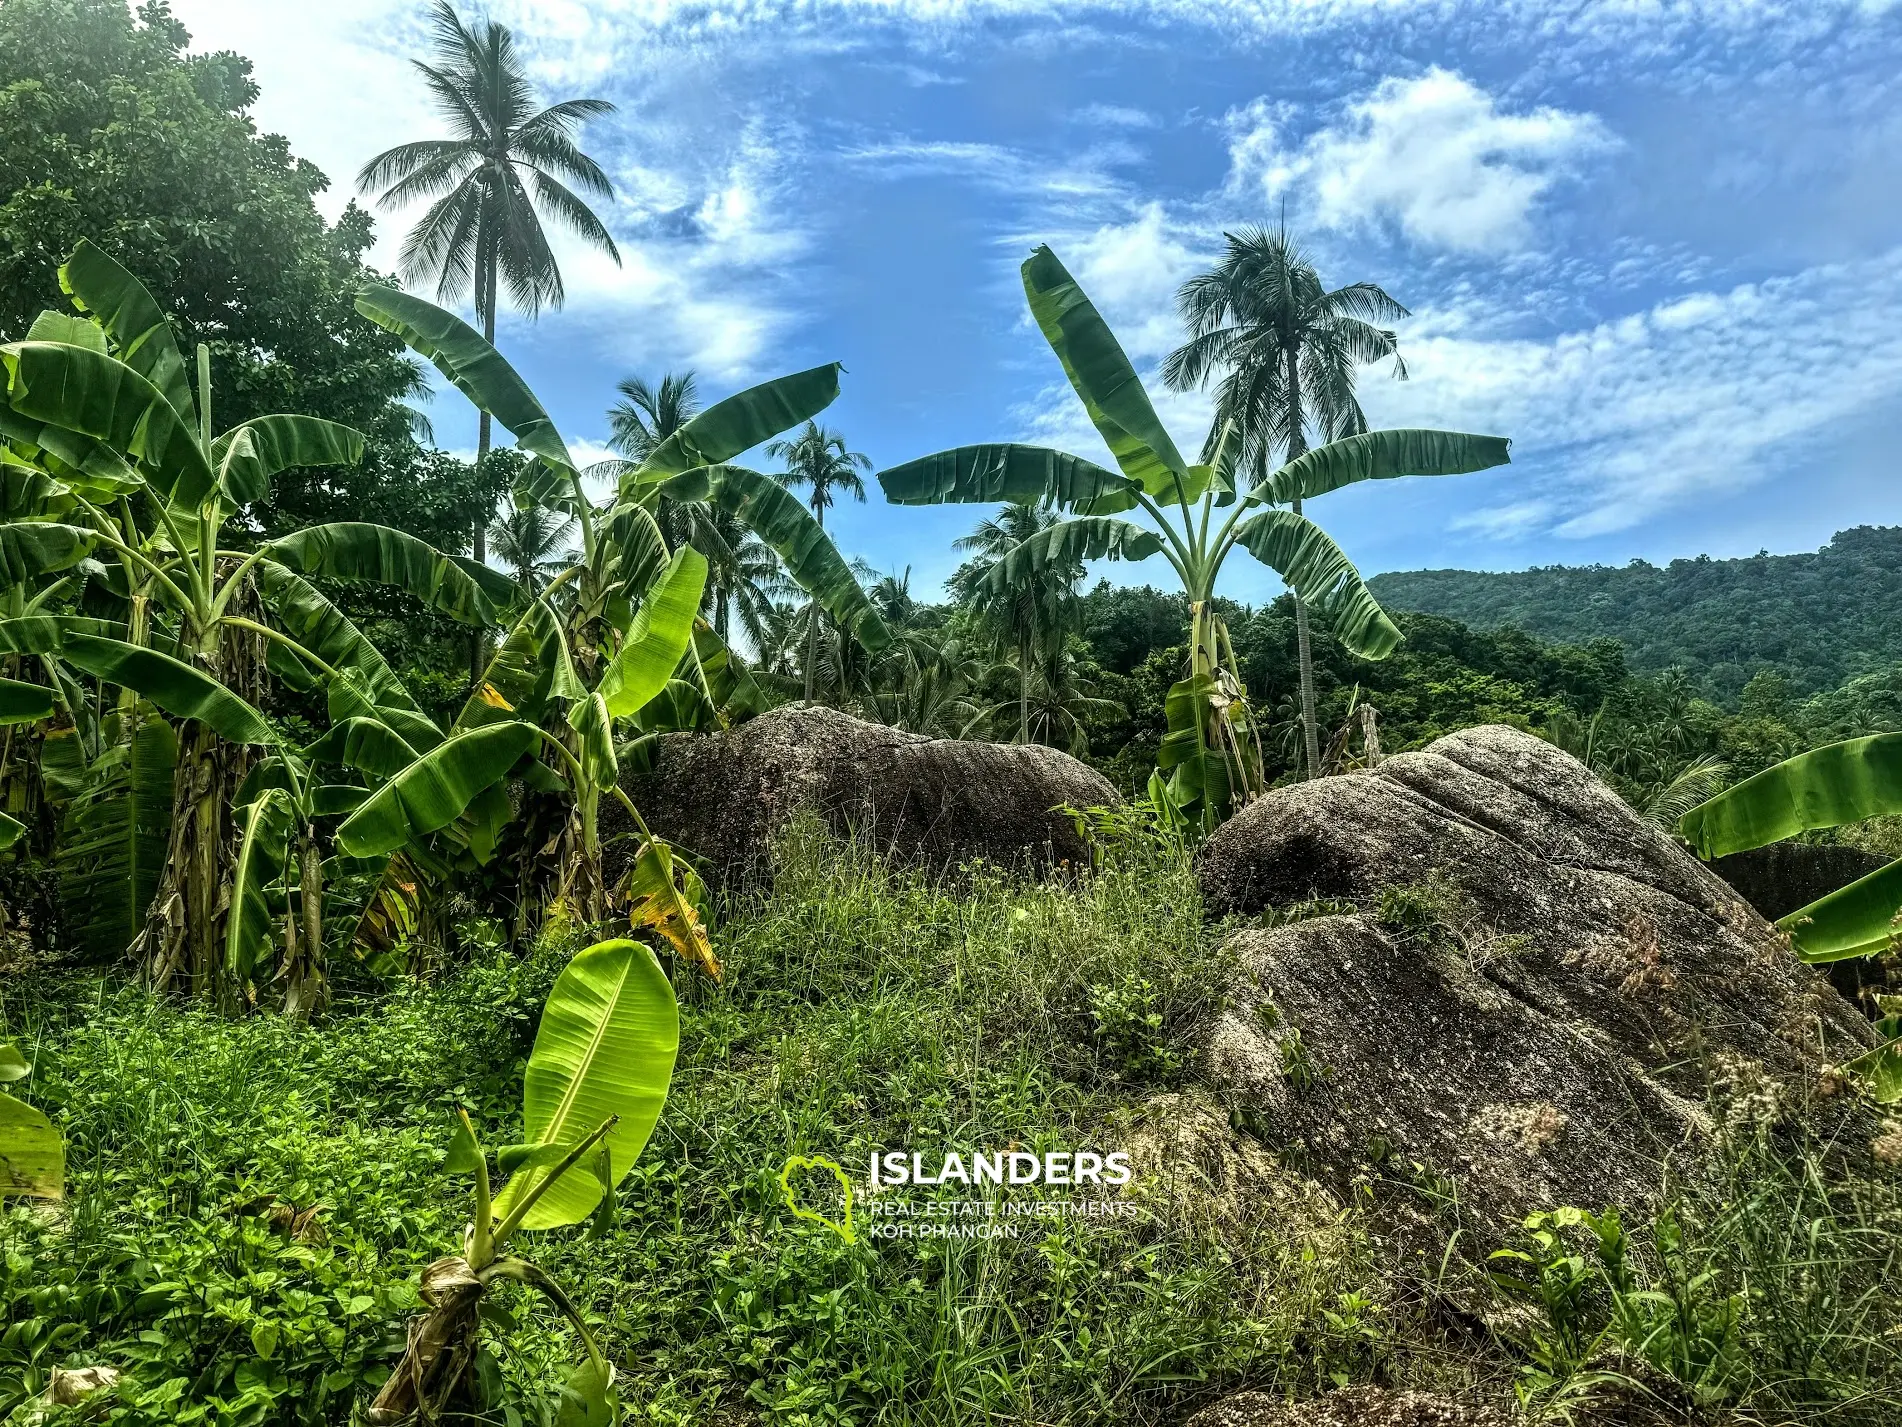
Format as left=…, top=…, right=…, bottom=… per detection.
left=1368, top=525, right=1902, bottom=702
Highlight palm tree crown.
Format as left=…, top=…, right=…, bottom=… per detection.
left=356, top=0, right=621, bottom=327
left=767, top=421, right=870, bottom=526
left=951, top=502, right=1082, bottom=742
left=1162, top=223, right=1406, bottom=478
left=488, top=504, right=576, bottom=594
left=608, top=371, right=699, bottom=464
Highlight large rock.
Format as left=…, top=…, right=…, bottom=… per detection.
left=608, top=704, right=1118, bottom=893
left=1196, top=725, right=1874, bottom=1247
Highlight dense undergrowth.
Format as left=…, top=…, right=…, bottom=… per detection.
left=4, top=822, right=1902, bottom=1425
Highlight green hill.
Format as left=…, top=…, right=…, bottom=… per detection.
left=1367, top=525, right=1902, bottom=703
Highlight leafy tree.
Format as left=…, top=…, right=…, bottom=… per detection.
left=768, top=421, right=870, bottom=699
left=488, top=503, right=575, bottom=595
left=358, top=0, right=620, bottom=640
left=1162, top=224, right=1408, bottom=779
left=881, top=245, right=1507, bottom=832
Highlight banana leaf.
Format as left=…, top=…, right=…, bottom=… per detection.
left=0, top=521, right=96, bottom=583
left=1775, top=858, right=1902, bottom=963
left=599, top=548, right=707, bottom=718
left=255, top=563, right=425, bottom=716
left=1158, top=672, right=1231, bottom=829
left=1259, top=429, right=1512, bottom=504
left=1679, top=733, right=1902, bottom=859
left=631, top=365, right=843, bottom=485
left=335, top=721, right=539, bottom=858
left=0, top=341, right=214, bottom=508
left=619, top=840, right=720, bottom=979
left=325, top=669, right=444, bottom=756
left=490, top=938, right=679, bottom=1232
left=456, top=600, right=578, bottom=733
left=658, top=465, right=889, bottom=653
left=352, top=286, right=575, bottom=472
left=0, top=1087, right=63, bottom=1199
left=0, top=677, right=53, bottom=725
left=1231, top=509, right=1401, bottom=659
left=0, top=461, right=73, bottom=519
left=0, top=406, right=142, bottom=499
left=0, top=810, right=21, bottom=851
left=980, top=516, right=1162, bottom=597
left=1021, top=245, right=1195, bottom=501
left=53, top=703, right=175, bottom=962
left=0, top=615, right=118, bottom=655
left=213, top=416, right=364, bottom=506
left=226, top=789, right=293, bottom=981
left=876, top=442, right=1138, bottom=514
left=59, top=240, right=196, bottom=427
left=61, top=635, right=272, bottom=744
left=264, top=523, right=513, bottom=627
left=23, top=311, right=106, bottom=354
left=302, top=717, right=421, bottom=780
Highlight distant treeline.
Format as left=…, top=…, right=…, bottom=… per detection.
left=1368, top=525, right=1902, bottom=703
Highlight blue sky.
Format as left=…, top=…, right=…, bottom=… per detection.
left=173, top=0, right=1902, bottom=603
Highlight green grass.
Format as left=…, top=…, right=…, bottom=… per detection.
left=7, top=820, right=1900, bottom=1426
left=0, top=820, right=1384, bottom=1426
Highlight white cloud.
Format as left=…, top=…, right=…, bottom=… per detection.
left=1360, top=247, right=1902, bottom=538
left=1227, top=69, right=1616, bottom=253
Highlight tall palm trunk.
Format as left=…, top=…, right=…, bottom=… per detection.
left=1018, top=629, right=1030, bottom=742
left=1284, top=344, right=1322, bottom=781
left=803, top=500, right=822, bottom=702
left=470, top=240, right=496, bottom=684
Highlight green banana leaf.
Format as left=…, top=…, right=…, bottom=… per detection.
left=213, top=416, right=364, bottom=506
left=1259, top=429, right=1512, bottom=504
left=490, top=938, right=679, bottom=1232
left=0, top=406, right=142, bottom=499
left=980, top=516, right=1163, bottom=597
left=346, top=850, right=430, bottom=962
left=0, top=461, right=73, bottom=519
left=0, top=1086, right=63, bottom=1199
left=255, top=563, right=425, bottom=716
left=1774, top=858, right=1902, bottom=963
left=0, top=341, right=214, bottom=509
left=1021, top=246, right=1195, bottom=501
left=23, top=310, right=107, bottom=354
left=335, top=721, right=538, bottom=858
left=1158, top=672, right=1231, bottom=829
left=61, top=635, right=272, bottom=744
left=0, top=677, right=53, bottom=725
left=302, top=717, right=421, bottom=780
left=630, top=364, right=843, bottom=485
left=53, top=703, right=175, bottom=962
left=226, top=789, right=293, bottom=981
left=599, top=547, right=707, bottom=717
left=1231, top=509, right=1401, bottom=659
left=569, top=691, right=617, bottom=791
left=0, top=615, right=118, bottom=655
left=1679, top=733, right=1902, bottom=858
left=59, top=239, right=197, bottom=427
left=264, top=523, right=514, bottom=627
left=456, top=600, right=582, bottom=732
left=352, top=286, right=575, bottom=472
left=876, top=442, right=1138, bottom=513
left=0, top=810, right=22, bottom=851
left=658, top=465, right=890, bottom=653
left=325, top=669, right=445, bottom=756
left=0, top=521, right=96, bottom=583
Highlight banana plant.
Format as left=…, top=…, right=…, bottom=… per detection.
left=0, top=242, right=513, bottom=1003
left=368, top=937, right=679, bottom=1425
left=352, top=286, right=886, bottom=933
left=0, top=1039, right=63, bottom=1201
left=1678, top=738, right=1902, bottom=1102
left=879, top=245, right=1511, bottom=831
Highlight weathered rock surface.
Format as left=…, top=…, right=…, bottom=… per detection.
left=1186, top=1388, right=1514, bottom=1427
left=1196, top=725, right=1874, bottom=1246
left=608, top=703, right=1118, bottom=893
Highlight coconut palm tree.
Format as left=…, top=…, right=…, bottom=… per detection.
left=357, top=0, right=621, bottom=673
left=599, top=371, right=789, bottom=647
left=1162, top=224, right=1407, bottom=780
left=951, top=503, right=1081, bottom=741
left=488, top=504, right=576, bottom=595
left=768, top=421, right=870, bottom=699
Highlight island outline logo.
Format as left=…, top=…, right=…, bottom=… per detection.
left=778, top=1154, right=856, bottom=1243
